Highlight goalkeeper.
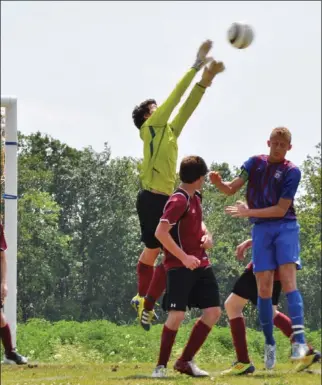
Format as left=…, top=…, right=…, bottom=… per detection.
left=131, top=40, right=225, bottom=330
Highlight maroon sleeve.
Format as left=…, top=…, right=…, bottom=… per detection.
left=160, top=193, right=188, bottom=226
left=0, top=224, right=7, bottom=251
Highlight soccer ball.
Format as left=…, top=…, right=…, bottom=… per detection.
left=228, top=22, right=254, bottom=49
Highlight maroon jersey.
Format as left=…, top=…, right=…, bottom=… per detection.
left=0, top=224, right=7, bottom=251
left=160, top=188, right=210, bottom=271
left=246, top=261, right=280, bottom=281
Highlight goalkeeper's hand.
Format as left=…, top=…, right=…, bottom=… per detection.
left=192, top=40, right=213, bottom=71
left=199, top=60, right=225, bottom=88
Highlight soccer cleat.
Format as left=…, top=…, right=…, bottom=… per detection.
left=291, top=342, right=309, bottom=361
left=264, top=344, right=276, bottom=370
left=295, top=349, right=321, bottom=372
left=152, top=365, right=167, bottom=378
left=174, top=359, right=209, bottom=377
left=221, top=361, right=255, bottom=375
left=139, top=308, right=156, bottom=331
left=3, top=350, right=28, bottom=365
left=130, top=294, right=143, bottom=314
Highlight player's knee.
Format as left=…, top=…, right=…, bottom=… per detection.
left=279, top=264, right=297, bottom=291
left=139, top=247, right=160, bottom=265
left=213, top=307, right=221, bottom=322
left=258, top=287, right=272, bottom=298
left=224, top=295, right=244, bottom=318
left=282, top=281, right=297, bottom=293
left=279, top=274, right=297, bottom=293
left=225, top=299, right=240, bottom=318
left=166, top=311, right=185, bottom=330
left=257, top=283, right=271, bottom=297
left=202, top=307, right=221, bottom=326
left=256, top=276, right=274, bottom=298
left=177, top=312, right=186, bottom=324
left=224, top=297, right=232, bottom=312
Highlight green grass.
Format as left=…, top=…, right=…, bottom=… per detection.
left=1, top=362, right=321, bottom=385
left=11, top=319, right=322, bottom=364
left=1, top=319, right=321, bottom=385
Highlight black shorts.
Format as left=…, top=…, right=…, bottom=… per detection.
left=136, top=190, right=169, bottom=249
left=162, top=265, right=220, bottom=312
left=232, top=268, right=282, bottom=306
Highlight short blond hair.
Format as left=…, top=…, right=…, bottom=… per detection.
left=270, top=127, right=292, bottom=143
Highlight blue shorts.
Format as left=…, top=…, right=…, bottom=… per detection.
left=252, top=220, right=301, bottom=273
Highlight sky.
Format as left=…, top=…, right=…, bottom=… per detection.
left=1, top=1, right=321, bottom=170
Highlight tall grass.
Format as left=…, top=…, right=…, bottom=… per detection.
left=12, top=319, right=321, bottom=364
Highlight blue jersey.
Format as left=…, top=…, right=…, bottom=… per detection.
left=240, top=155, right=301, bottom=224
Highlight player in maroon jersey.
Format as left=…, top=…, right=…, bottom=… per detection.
left=151, top=155, right=221, bottom=378
left=0, top=223, right=27, bottom=365
left=223, top=237, right=320, bottom=375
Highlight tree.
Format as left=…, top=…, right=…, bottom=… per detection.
left=296, top=143, right=321, bottom=329
left=16, top=133, right=321, bottom=330
left=17, top=190, right=70, bottom=321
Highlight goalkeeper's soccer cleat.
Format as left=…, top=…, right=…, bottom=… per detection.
left=131, top=294, right=157, bottom=330
left=139, top=307, right=157, bottom=331
left=295, top=349, right=321, bottom=372
left=221, top=361, right=255, bottom=375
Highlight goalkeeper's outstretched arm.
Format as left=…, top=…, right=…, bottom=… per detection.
left=145, top=40, right=215, bottom=128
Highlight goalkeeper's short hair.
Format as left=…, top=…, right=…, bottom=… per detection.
left=132, top=99, right=156, bottom=129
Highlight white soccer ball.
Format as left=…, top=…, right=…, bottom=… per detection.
left=228, top=22, right=254, bottom=49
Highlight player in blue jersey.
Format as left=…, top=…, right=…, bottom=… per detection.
left=209, top=127, right=309, bottom=369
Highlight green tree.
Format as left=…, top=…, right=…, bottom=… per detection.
left=16, top=133, right=321, bottom=330
left=296, top=143, right=321, bottom=329
left=17, top=190, right=70, bottom=321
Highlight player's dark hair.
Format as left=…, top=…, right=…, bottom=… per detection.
left=132, top=99, right=157, bottom=129
left=179, top=156, right=208, bottom=184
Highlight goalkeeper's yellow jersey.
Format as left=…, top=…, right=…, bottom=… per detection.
left=139, top=68, right=206, bottom=196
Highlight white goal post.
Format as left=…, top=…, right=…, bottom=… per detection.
left=1, top=96, right=18, bottom=348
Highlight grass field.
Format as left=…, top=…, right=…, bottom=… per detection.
left=1, top=362, right=321, bottom=385
left=1, top=319, right=321, bottom=385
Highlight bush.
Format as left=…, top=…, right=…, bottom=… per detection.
left=13, top=319, right=321, bottom=364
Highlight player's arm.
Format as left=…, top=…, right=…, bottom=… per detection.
left=200, top=221, right=213, bottom=249
left=155, top=197, right=200, bottom=270
left=146, top=69, right=198, bottom=127
left=155, top=222, right=191, bottom=261
left=226, top=198, right=295, bottom=218
left=170, top=60, right=225, bottom=137
left=209, top=157, right=254, bottom=195
left=236, top=238, right=252, bottom=261
left=226, top=168, right=302, bottom=218
left=245, top=198, right=293, bottom=218
left=155, top=222, right=200, bottom=270
left=209, top=173, right=246, bottom=196
left=146, top=40, right=213, bottom=128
